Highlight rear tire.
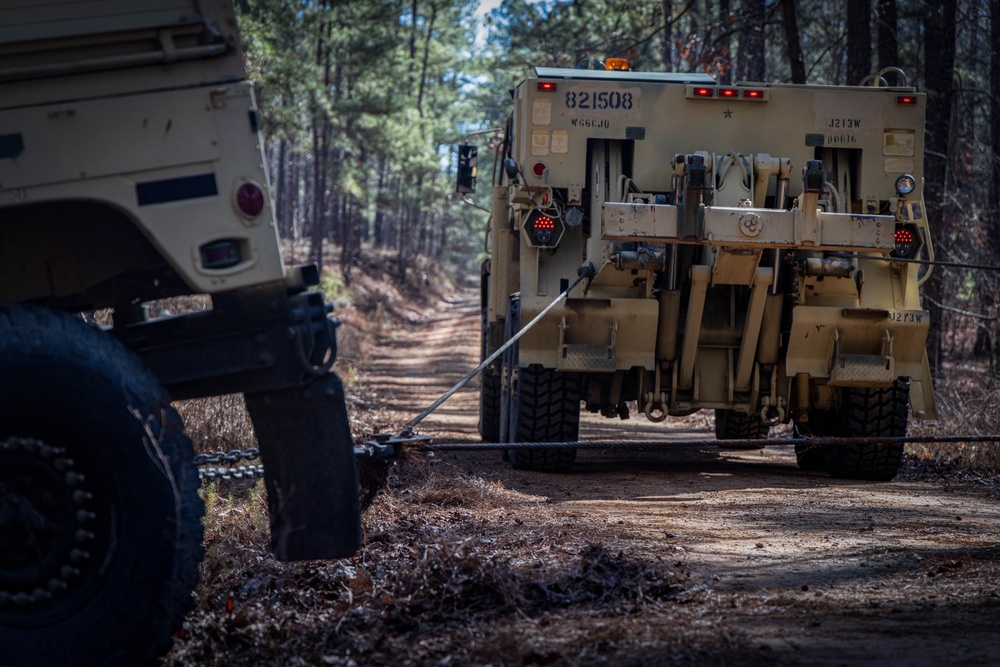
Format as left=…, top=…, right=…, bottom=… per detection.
left=479, top=308, right=502, bottom=443
left=0, top=304, right=203, bottom=667
left=507, top=365, right=581, bottom=473
left=823, top=380, right=909, bottom=481
left=715, top=409, right=768, bottom=449
left=499, top=293, right=580, bottom=472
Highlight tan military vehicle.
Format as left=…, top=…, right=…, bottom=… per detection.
left=464, top=64, right=936, bottom=480
left=0, top=2, right=360, bottom=665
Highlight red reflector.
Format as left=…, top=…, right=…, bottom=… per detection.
left=896, top=95, right=917, bottom=105
left=742, top=89, right=765, bottom=99
left=236, top=182, right=265, bottom=217
left=894, top=228, right=914, bottom=244
left=534, top=216, right=555, bottom=230
left=719, top=88, right=738, bottom=98
left=537, top=81, right=557, bottom=92
left=693, top=87, right=714, bottom=97
left=533, top=162, right=547, bottom=176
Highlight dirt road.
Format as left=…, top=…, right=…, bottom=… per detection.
left=361, top=290, right=1000, bottom=666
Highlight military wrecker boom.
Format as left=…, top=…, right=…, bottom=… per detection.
left=0, top=2, right=360, bottom=665
left=463, top=64, right=936, bottom=478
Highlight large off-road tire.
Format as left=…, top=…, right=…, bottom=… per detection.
left=823, top=380, right=910, bottom=481
left=0, top=304, right=204, bottom=667
left=479, top=307, right=502, bottom=443
left=507, top=364, right=581, bottom=473
left=498, top=293, right=580, bottom=472
left=480, top=364, right=503, bottom=443
left=714, top=409, right=768, bottom=449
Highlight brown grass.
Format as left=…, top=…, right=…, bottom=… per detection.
left=907, top=362, right=1000, bottom=470
left=168, top=447, right=690, bottom=667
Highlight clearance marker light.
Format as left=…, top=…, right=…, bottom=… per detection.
left=537, top=81, right=557, bottom=92
left=693, top=87, right=714, bottom=98
left=742, top=89, right=765, bottom=99
left=896, top=95, right=917, bottom=105
left=719, top=88, right=739, bottom=98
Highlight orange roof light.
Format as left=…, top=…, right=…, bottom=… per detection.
left=605, top=58, right=630, bottom=71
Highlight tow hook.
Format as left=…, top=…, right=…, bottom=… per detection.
left=354, top=431, right=432, bottom=460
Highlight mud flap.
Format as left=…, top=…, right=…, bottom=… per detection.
left=245, top=372, right=361, bottom=561
left=909, top=350, right=939, bottom=421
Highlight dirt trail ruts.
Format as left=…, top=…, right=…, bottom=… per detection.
left=363, top=288, right=1000, bottom=666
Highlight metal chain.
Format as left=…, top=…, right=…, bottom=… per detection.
left=193, top=447, right=264, bottom=483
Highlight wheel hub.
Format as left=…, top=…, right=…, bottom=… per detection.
left=0, top=437, right=98, bottom=613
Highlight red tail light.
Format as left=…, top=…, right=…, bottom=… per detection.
left=236, top=182, right=265, bottom=217
left=892, top=224, right=920, bottom=259
left=896, top=95, right=917, bottom=105
left=528, top=213, right=556, bottom=245
left=693, top=87, right=714, bottom=98
left=719, top=88, right=739, bottom=98
left=537, top=81, right=557, bottom=92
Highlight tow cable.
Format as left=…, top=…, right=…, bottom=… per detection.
left=195, top=253, right=1000, bottom=483
left=195, top=263, right=596, bottom=481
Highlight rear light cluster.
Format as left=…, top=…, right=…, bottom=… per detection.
left=531, top=215, right=556, bottom=244
left=524, top=209, right=561, bottom=247
left=688, top=85, right=768, bottom=101
left=891, top=224, right=921, bottom=259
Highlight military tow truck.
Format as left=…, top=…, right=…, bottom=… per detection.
left=463, top=63, right=936, bottom=479
left=0, top=2, right=359, bottom=665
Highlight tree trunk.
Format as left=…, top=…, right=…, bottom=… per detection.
left=780, top=0, right=806, bottom=84
left=738, top=0, right=766, bottom=82
left=989, top=1, right=1000, bottom=372
left=718, top=0, right=732, bottom=84
left=876, top=0, right=898, bottom=73
left=276, top=139, right=289, bottom=238
left=662, top=0, right=673, bottom=71
left=309, top=120, right=327, bottom=269
left=922, top=0, right=958, bottom=377
left=374, top=155, right=388, bottom=247
left=846, top=0, right=871, bottom=85
left=416, top=3, right=438, bottom=117
left=308, top=14, right=333, bottom=269
left=991, top=1, right=1000, bottom=262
